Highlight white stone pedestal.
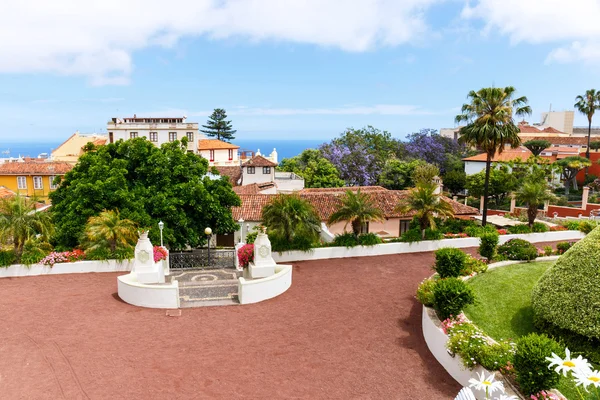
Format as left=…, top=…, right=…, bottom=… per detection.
left=248, top=231, right=276, bottom=278
left=133, top=232, right=165, bottom=284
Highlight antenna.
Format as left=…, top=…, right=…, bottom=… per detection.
left=549, top=103, right=552, bottom=112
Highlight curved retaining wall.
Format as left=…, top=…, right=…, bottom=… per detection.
left=238, top=265, right=292, bottom=305
left=117, top=273, right=179, bottom=309
left=0, top=259, right=134, bottom=278
left=272, top=230, right=584, bottom=263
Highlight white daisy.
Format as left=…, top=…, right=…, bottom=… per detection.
left=573, top=369, right=600, bottom=389
left=468, top=371, right=504, bottom=396
left=546, top=348, right=592, bottom=377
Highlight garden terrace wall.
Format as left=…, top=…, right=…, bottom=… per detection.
left=0, top=259, right=134, bottom=278
left=271, top=231, right=585, bottom=263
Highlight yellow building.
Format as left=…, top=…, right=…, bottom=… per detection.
left=51, top=132, right=107, bottom=164
left=0, top=161, right=73, bottom=202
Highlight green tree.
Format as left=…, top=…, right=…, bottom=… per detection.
left=50, top=137, right=240, bottom=250
left=575, top=89, right=600, bottom=160
left=200, top=108, right=237, bottom=141
left=327, top=189, right=384, bottom=236
left=556, top=156, right=592, bottom=195
left=378, top=159, right=425, bottom=190
left=455, top=86, right=531, bottom=225
left=83, top=210, right=138, bottom=253
left=412, top=163, right=440, bottom=186
left=261, top=194, right=321, bottom=243
left=516, top=177, right=555, bottom=228
left=0, top=195, right=53, bottom=258
left=443, top=170, right=467, bottom=196
left=523, top=140, right=551, bottom=157
left=395, top=183, right=454, bottom=239
left=466, top=166, right=518, bottom=207
left=278, top=149, right=345, bottom=188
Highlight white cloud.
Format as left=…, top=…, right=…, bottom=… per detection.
left=462, top=0, right=600, bottom=65
left=1, top=0, right=439, bottom=85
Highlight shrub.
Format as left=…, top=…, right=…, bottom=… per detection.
left=20, top=247, right=46, bottom=266
left=564, top=220, right=581, bottom=231
left=434, top=248, right=467, bottom=278
left=532, top=227, right=600, bottom=340
left=478, top=232, right=499, bottom=261
left=237, top=244, right=254, bottom=268
left=439, top=218, right=477, bottom=234
left=513, top=333, right=562, bottom=396
left=40, top=250, right=86, bottom=266
left=270, top=234, right=314, bottom=252
left=507, top=224, right=532, bottom=234
left=246, top=231, right=257, bottom=244
left=416, top=277, right=437, bottom=307
left=38, top=242, right=54, bottom=253
left=549, top=225, right=567, bottom=232
left=0, top=249, right=16, bottom=267
left=398, top=228, right=423, bottom=243
left=357, top=233, right=383, bottom=246
left=555, top=241, right=574, bottom=255
left=85, top=247, right=111, bottom=260
left=423, top=228, right=443, bottom=241
left=332, top=233, right=358, bottom=247
left=464, top=224, right=497, bottom=238
left=543, top=246, right=553, bottom=256
left=497, top=239, right=538, bottom=261
left=577, top=220, right=597, bottom=234
left=112, top=247, right=134, bottom=261
left=433, top=278, right=476, bottom=320
left=461, top=255, right=488, bottom=276
left=531, top=222, right=549, bottom=233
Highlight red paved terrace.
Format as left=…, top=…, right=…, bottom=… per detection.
left=0, top=252, right=465, bottom=399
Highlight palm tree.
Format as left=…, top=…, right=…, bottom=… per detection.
left=575, top=89, right=600, bottom=161
left=516, top=180, right=555, bottom=228
left=395, top=183, right=454, bottom=239
left=261, top=194, right=321, bottom=242
left=455, top=86, right=531, bottom=226
left=327, top=189, right=384, bottom=236
left=83, top=210, right=138, bottom=253
left=0, top=195, right=53, bottom=258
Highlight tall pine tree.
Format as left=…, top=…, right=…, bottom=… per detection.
left=200, top=108, right=237, bottom=141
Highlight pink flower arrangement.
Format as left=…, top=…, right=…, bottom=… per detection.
left=153, top=246, right=168, bottom=263
left=443, top=233, right=468, bottom=238
left=441, top=314, right=468, bottom=334
left=497, top=229, right=508, bottom=235
left=530, top=390, right=560, bottom=400
left=237, top=244, right=254, bottom=268
left=40, top=249, right=86, bottom=266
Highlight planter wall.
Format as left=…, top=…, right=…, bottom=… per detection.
left=0, top=259, right=134, bottom=279
left=238, top=265, right=292, bottom=305
left=272, top=230, right=585, bottom=263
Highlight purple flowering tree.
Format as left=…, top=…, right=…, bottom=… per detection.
left=405, top=129, right=463, bottom=173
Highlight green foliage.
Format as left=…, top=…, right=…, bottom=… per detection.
left=412, top=163, right=440, bottom=186
left=543, top=246, right=553, bottom=256
left=416, top=277, right=437, bottom=307
left=357, top=233, right=382, bottom=246
left=270, top=233, right=314, bottom=253
left=439, top=218, right=477, bottom=234
left=557, top=156, right=592, bottom=195
left=397, top=227, right=443, bottom=242
left=443, top=169, right=467, bottom=196
left=200, top=108, right=236, bottom=141
left=531, top=222, right=549, bottom=233
left=378, top=159, right=425, bottom=190
left=507, top=224, right=532, bottom=234
left=0, top=249, right=16, bottom=267
left=278, top=149, right=345, bottom=188
left=262, top=194, right=321, bottom=245
left=555, top=241, right=574, bottom=254
left=464, top=224, right=497, bottom=238
left=82, top=210, right=137, bottom=253
left=478, top=231, right=499, bottom=260
left=516, top=176, right=555, bottom=228
left=532, top=227, right=600, bottom=340
left=523, top=140, right=552, bottom=157
left=434, top=248, right=467, bottom=278
left=578, top=220, right=597, bottom=234
left=497, top=239, right=538, bottom=261
left=327, top=189, right=384, bottom=236
left=332, top=232, right=359, bottom=247
left=85, top=247, right=111, bottom=261
left=513, top=333, right=562, bottom=395
left=396, top=183, right=454, bottom=239
left=466, top=165, right=518, bottom=205
left=20, top=241, right=47, bottom=266
left=433, top=278, right=476, bottom=320
left=50, top=138, right=240, bottom=250
left=462, top=255, right=488, bottom=275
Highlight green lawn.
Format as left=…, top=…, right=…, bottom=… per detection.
left=463, top=261, right=588, bottom=400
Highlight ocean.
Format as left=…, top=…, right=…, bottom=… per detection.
left=0, top=139, right=326, bottom=161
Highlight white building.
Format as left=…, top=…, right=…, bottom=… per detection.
left=538, top=111, right=574, bottom=135
left=198, top=139, right=240, bottom=166
left=107, top=115, right=198, bottom=153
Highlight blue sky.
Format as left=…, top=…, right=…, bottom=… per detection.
left=2, top=0, right=600, bottom=143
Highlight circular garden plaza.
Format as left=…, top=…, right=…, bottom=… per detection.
left=1, top=215, right=599, bottom=400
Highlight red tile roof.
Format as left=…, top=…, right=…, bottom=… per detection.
left=232, top=182, right=277, bottom=195
left=462, top=148, right=535, bottom=162
left=527, top=136, right=600, bottom=146
left=198, top=139, right=240, bottom=150
left=232, top=190, right=479, bottom=221
left=214, top=166, right=242, bottom=186
left=300, top=186, right=388, bottom=194
left=0, top=161, right=73, bottom=175
left=242, top=155, right=277, bottom=167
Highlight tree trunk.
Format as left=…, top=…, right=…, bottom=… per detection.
left=110, top=239, right=116, bottom=253
left=586, top=119, right=592, bottom=177
left=482, top=154, right=492, bottom=226
left=420, top=219, right=428, bottom=239
left=527, top=203, right=537, bottom=228
left=351, top=220, right=361, bottom=237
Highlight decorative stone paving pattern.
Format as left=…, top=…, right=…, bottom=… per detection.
left=168, top=269, right=241, bottom=306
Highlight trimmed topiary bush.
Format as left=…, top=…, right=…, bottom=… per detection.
left=513, top=333, right=562, bottom=396
left=434, top=248, right=467, bottom=278
left=416, top=277, right=437, bottom=307
left=433, top=278, right=476, bottom=320
left=532, top=226, right=600, bottom=340
left=497, top=238, right=537, bottom=261
left=478, top=231, right=499, bottom=261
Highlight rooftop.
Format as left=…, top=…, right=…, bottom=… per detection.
left=242, top=155, right=277, bottom=167
left=0, top=161, right=73, bottom=175
left=198, top=139, right=240, bottom=150
left=213, top=166, right=242, bottom=186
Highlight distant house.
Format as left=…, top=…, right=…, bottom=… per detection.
left=0, top=161, right=73, bottom=202
left=51, top=132, right=107, bottom=164
left=231, top=186, right=478, bottom=243
left=198, top=139, right=240, bottom=166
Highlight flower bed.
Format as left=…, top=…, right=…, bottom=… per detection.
left=40, top=250, right=86, bottom=266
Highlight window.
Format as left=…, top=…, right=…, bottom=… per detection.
left=149, top=132, right=158, bottom=142
left=209, top=150, right=215, bottom=161
left=49, top=175, right=58, bottom=190
left=169, top=132, right=177, bottom=142
left=33, top=176, right=43, bottom=190
left=109, top=132, right=114, bottom=144
left=186, top=132, right=194, bottom=141
left=360, top=222, right=369, bottom=234
left=247, top=166, right=255, bottom=174
left=17, top=176, right=26, bottom=189
left=130, top=132, right=138, bottom=139
left=400, top=220, right=410, bottom=235
left=228, top=149, right=233, bottom=160
left=263, top=167, right=271, bottom=174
